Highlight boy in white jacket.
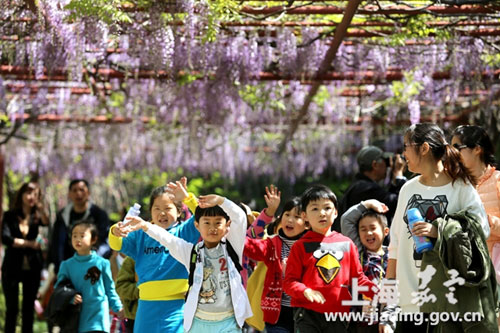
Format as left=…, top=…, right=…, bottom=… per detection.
left=115, top=194, right=252, bottom=332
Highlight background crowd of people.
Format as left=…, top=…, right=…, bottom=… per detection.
left=2, top=123, right=499, bottom=333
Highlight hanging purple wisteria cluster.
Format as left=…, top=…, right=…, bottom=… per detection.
left=1, top=0, right=499, bottom=181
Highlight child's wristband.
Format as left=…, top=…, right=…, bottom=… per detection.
left=183, top=193, right=198, bottom=213
left=108, top=225, right=123, bottom=250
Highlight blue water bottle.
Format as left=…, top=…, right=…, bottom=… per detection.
left=407, top=208, right=433, bottom=253
left=123, top=203, right=141, bottom=225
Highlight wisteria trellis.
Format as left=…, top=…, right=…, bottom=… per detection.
left=1, top=0, right=499, bottom=182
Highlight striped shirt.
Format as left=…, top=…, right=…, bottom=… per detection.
left=279, top=230, right=299, bottom=307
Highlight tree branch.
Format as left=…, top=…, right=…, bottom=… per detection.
left=0, top=120, right=23, bottom=145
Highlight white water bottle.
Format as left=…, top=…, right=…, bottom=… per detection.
left=123, top=203, right=141, bottom=225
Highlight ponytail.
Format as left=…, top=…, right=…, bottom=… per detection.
left=443, top=144, right=477, bottom=186
left=485, top=153, right=497, bottom=168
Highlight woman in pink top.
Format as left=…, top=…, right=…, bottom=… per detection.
left=451, top=125, right=500, bottom=252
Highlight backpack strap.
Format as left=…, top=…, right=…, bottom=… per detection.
left=224, top=240, right=243, bottom=273
left=187, top=244, right=197, bottom=288
left=186, top=243, right=203, bottom=300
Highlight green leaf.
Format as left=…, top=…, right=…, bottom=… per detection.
left=109, top=92, right=125, bottom=108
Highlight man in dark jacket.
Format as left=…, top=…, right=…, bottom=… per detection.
left=336, top=146, right=406, bottom=232
left=48, top=179, right=111, bottom=272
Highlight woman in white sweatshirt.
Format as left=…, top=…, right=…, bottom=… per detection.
left=385, top=123, right=489, bottom=332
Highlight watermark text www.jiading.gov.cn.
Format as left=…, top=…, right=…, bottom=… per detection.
left=324, top=310, right=481, bottom=326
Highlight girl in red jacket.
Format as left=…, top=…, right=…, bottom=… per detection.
left=244, top=197, right=307, bottom=333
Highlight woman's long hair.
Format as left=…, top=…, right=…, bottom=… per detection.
left=13, top=182, right=40, bottom=219
left=452, top=125, right=497, bottom=168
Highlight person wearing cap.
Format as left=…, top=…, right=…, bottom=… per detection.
left=336, top=145, right=406, bottom=232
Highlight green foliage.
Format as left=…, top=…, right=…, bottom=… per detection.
left=482, top=53, right=500, bottom=67
left=186, top=172, right=238, bottom=199
left=238, top=83, right=286, bottom=113
left=65, top=0, right=133, bottom=24
left=109, top=91, right=126, bottom=108
left=73, top=154, right=83, bottom=163
left=385, top=70, right=424, bottom=106
left=0, top=114, right=11, bottom=128
left=177, top=71, right=204, bottom=86
left=312, top=86, right=331, bottom=109
left=61, top=0, right=242, bottom=43
left=365, top=15, right=453, bottom=47
left=3, top=170, right=32, bottom=212
left=204, top=0, right=240, bottom=43
left=239, top=85, right=261, bottom=106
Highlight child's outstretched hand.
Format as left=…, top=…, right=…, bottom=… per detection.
left=264, top=185, right=281, bottom=217
left=73, top=294, right=82, bottom=305
left=361, top=199, right=389, bottom=214
left=113, top=217, right=149, bottom=237
left=304, top=288, right=325, bottom=304
left=112, top=223, right=130, bottom=238
left=166, top=176, right=189, bottom=202
left=199, top=195, right=224, bottom=208
left=124, top=216, right=150, bottom=232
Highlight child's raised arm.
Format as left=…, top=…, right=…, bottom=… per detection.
left=341, top=200, right=388, bottom=250
left=166, top=177, right=189, bottom=202
left=112, top=216, right=149, bottom=238
left=247, top=185, right=281, bottom=239
left=264, top=185, right=281, bottom=218
left=200, top=195, right=247, bottom=263
left=130, top=215, right=194, bottom=268
left=244, top=237, right=271, bottom=262
left=198, top=194, right=224, bottom=208
left=166, top=176, right=198, bottom=213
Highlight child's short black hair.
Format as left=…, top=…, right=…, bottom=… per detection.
left=358, top=209, right=388, bottom=229
left=70, top=220, right=98, bottom=242
left=272, top=196, right=305, bottom=233
left=301, top=184, right=338, bottom=212
left=280, top=197, right=302, bottom=217
left=195, top=205, right=230, bottom=222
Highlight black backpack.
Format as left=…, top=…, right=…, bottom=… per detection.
left=186, top=240, right=243, bottom=299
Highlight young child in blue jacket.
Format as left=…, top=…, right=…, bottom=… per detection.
left=55, top=220, right=123, bottom=332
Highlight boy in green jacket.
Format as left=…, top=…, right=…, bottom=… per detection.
left=116, top=256, right=139, bottom=333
